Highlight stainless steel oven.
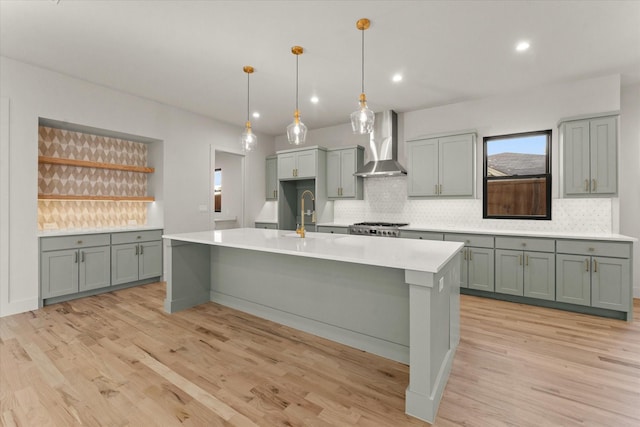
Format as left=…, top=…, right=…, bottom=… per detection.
left=348, top=222, right=408, bottom=238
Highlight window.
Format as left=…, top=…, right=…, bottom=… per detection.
left=214, top=168, right=222, bottom=212
left=483, top=130, right=551, bottom=220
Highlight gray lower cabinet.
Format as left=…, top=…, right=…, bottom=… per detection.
left=255, top=222, right=278, bottom=229
left=41, top=234, right=111, bottom=299
left=316, top=225, right=349, bottom=234
left=399, top=230, right=443, bottom=240
left=445, top=234, right=494, bottom=291
left=111, top=231, right=163, bottom=286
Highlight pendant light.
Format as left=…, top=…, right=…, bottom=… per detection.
left=286, top=46, right=307, bottom=145
left=240, top=65, right=257, bottom=152
left=350, top=18, right=375, bottom=134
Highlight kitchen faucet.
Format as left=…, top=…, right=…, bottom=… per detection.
left=296, top=190, right=316, bottom=238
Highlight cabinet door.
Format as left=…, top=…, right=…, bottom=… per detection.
left=326, top=151, right=341, bottom=198
left=563, top=120, right=591, bottom=196
left=495, top=249, right=523, bottom=296
left=111, top=243, right=139, bottom=285
left=277, top=153, right=296, bottom=180
left=591, top=257, right=630, bottom=312
left=439, top=134, right=474, bottom=197
left=468, top=247, right=494, bottom=292
left=41, top=249, right=79, bottom=298
left=296, top=150, right=317, bottom=178
left=459, top=248, right=469, bottom=288
left=407, top=139, right=438, bottom=196
left=139, top=241, right=162, bottom=280
left=339, top=149, right=357, bottom=198
left=79, top=246, right=111, bottom=292
left=523, top=251, right=555, bottom=301
left=265, top=157, right=278, bottom=200
left=589, top=116, right=617, bottom=195
left=556, top=254, right=590, bottom=306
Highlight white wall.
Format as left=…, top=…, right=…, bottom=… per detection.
left=620, top=83, right=640, bottom=297
left=0, top=56, right=274, bottom=317
left=214, top=150, right=244, bottom=229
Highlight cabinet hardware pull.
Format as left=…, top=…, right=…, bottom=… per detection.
left=74, top=251, right=78, bottom=263
left=435, top=184, right=438, bottom=194
left=585, top=259, right=589, bottom=272
left=463, top=249, right=467, bottom=261
left=439, top=184, right=443, bottom=195
left=588, top=247, right=595, bottom=252
left=81, top=251, right=85, bottom=262
left=526, top=255, right=529, bottom=266
left=519, top=255, right=522, bottom=266
left=469, top=250, right=473, bottom=261
left=135, top=246, right=139, bottom=255
left=77, top=240, right=83, bottom=244
left=585, top=179, right=589, bottom=191
left=137, top=236, right=141, bottom=239
left=593, top=259, right=597, bottom=273
left=592, top=179, right=597, bottom=192
left=140, top=245, right=144, bottom=255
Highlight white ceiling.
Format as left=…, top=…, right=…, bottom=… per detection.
left=2, top=1, right=639, bottom=136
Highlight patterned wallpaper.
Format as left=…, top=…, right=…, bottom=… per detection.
left=38, top=126, right=149, bottom=230
left=334, top=176, right=613, bottom=234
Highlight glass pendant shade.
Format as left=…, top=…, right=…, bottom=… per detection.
left=241, top=121, right=257, bottom=152
left=287, top=110, right=307, bottom=145
left=240, top=65, right=257, bottom=152
left=351, top=93, right=375, bottom=134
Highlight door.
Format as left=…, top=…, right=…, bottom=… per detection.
left=563, top=120, right=590, bottom=196
left=326, top=151, right=341, bottom=198
left=439, top=134, right=474, bottom=197
left=407, top=139, right=438, bottom=196
left=295, top=150, right=317, bottom=178
left=41, top=249, right=78, bottom=298
left=339, top=149, right=356, bottom=197
left=111, top=243, right=139, bottom=285
left=556, top=254, right=590, bottom=306
left=277, top=153, right=296, bottom=179
left=139, top=241, right=163, bottom=280
left=523, top=251, right=555, bottom=301
left=79, top=246, right=111, bottom=292
left=468, top=247, right=494, bottom=292
left=265, top=157, right=278, bottom=200
left=591, top=257, right=629, bottom=311
left=589, top=116, right=617, bottom=195
left=495, top=249, right=523, bottom=296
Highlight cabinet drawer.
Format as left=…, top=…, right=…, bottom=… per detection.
left=445, top=233, right=494, bottom=248
left=556, top=240, right=630, bottom=258
left=255, top=222, right=278, bottom=230
left=495, top=236, right=554, bottom=252
left=111, top=229, right=163, bottom=244
left=399, top=230, right=444, bottom=241
left=317, top=226, right=348, bottom=234
left=41, top=233, right=110, bottom=251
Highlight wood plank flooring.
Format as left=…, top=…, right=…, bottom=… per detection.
left=1, top=282, right=639, bottom=426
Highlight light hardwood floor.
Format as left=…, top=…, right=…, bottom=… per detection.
left=1, top=283, right=639, bottom=426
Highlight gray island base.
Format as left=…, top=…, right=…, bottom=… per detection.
left=162, top=228, right=463, bottom=423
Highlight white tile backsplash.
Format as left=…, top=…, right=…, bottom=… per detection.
left=335, top=176, right=613, bottom=233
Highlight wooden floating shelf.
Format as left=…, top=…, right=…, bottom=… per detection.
left=38, top=156, right=155, bottom=173
left=38, top=194, right=155, bottom=202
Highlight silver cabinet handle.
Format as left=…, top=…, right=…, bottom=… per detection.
left=585, top=259, right=589, bottom=272
left=140, top=245, right=144, bottom=255
left=74, top=251, right=78, bottom=263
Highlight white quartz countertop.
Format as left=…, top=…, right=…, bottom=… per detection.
left=38, top=225, right=163, bottom=237
left=400, top=225, right=637, bottom=242
left=163, top=228, right=463, bottom=273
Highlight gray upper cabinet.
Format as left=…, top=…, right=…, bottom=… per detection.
left=407, top=133, right=475, bottom=198
left=327, top=146, right=364, bottom=199
left=278, top=149, right=317, bottom=180
left=562, top=116, right=617, bottom=196
left=265, top=156, right=278, bottom=200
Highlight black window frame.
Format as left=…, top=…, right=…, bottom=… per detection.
left=483, top=129, right=552, bottom=220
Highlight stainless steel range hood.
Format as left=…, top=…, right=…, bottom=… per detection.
left=354, top=110, right=407, bottom=177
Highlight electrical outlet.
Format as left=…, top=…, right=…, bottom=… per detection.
left=439, top=277, right=444, bottom=292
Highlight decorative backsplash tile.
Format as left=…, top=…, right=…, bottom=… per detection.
left=335, top=176, right=613, bottom=233
left=38, top=126, right=149, bottom=230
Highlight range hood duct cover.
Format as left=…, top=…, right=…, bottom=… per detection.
left=354, top=110, right=407, bottom=177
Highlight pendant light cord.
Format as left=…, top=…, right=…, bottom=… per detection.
left=295, top=54, right=299, bottom=111
left=246, top=72, right=250, bottom=122
left=361, top=26, right=365, bottom=95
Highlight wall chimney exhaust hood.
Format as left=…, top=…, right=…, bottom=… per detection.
left=354, top=110, right=407, bottom=177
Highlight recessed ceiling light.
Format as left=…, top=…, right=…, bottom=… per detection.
left=392, top=74, right=403, bottom=83
left=516, top=41, right=530, bottom=52
left=252, top=112, right=260, bottom=119
left=310, top=96, right=319, bottom=104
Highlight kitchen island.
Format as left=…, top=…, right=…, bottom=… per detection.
left=162, top=227, right=463, bottom=423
